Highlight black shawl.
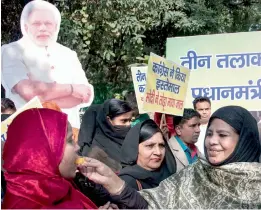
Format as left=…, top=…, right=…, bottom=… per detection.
left=78, top=100, right=128, bottom=163
left=205, top=105, right=261, bottom=165
left=119, top=119, right=176, bottom=189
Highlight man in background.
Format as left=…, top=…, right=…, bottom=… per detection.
left=193, top=96, right=211, bottom=156
left=1, top=98, right=16, bottom=115
left=168, top=109, right=201, bottom=172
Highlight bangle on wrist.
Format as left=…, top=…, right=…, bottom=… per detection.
left=111, top=181, right=126, bottom=196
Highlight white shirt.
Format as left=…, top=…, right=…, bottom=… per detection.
left=196, top=124, right=207, bottom=156
left=1, top=38, right=94, bottom=128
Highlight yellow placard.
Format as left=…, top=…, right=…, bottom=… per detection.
left=131, top=66, right=147, bottom=114
left=143, top=53, right=190, bottom=116
left=166, top=31, right=261, bottom=112
left=1, top=96, right=43, bottom=142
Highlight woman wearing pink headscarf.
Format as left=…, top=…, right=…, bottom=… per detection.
left=2, top=108, right=97, bottom=208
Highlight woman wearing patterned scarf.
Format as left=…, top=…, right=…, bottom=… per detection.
left=81, top=105, right=261, bottom=209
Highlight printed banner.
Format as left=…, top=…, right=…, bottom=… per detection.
left=166, top=31, right=261, bottom=112
left=143, top=53, right=190, bottom=116
left=1, top=96, right=43, bottom=142
left=188, top=69, right=260, bottom=110
left=131, top=66, right=147, bottom=114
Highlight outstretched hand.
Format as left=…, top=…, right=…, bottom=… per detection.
left=78, top=157, right=125, bottom=195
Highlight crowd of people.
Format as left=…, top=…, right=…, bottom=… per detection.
left=1, top=93, right=261, bottom=208
left=1, top=0, right=261, bottom=209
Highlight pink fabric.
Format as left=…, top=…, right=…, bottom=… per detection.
left=2, top=108, right=97, bottom=209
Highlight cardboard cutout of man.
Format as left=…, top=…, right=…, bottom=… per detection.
left=1, top=0, right=94, bottom=129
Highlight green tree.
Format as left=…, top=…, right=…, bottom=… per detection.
left=55, top=0, right=223, bottom=103
left=1, top=0, right=23, bottom=44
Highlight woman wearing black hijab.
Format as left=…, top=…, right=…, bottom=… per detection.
left=78, top=99, right=133, bottom=171
left=204, top=105, right=261, bottom=165
left=81, top=106, right=261, bottom=209
left=119, top=120, right=176, bottom=190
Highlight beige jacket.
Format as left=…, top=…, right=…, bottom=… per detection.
left=168, top=136, right=204, bottom=172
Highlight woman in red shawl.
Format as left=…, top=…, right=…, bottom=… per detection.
left=2, top=108, right=97, bottom=209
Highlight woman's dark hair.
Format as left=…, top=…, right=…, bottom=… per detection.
left=124, top=90, right=139, bottom=117
left=124, top=91, right=138, bottom=109
left=1, top=98, right=16, bottom=113
left=139, top=120, right=162, bottom=143
left=107, top=99, right=132, bottom=120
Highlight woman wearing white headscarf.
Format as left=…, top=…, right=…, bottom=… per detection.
left=1, top=0, right=94, bottom=129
